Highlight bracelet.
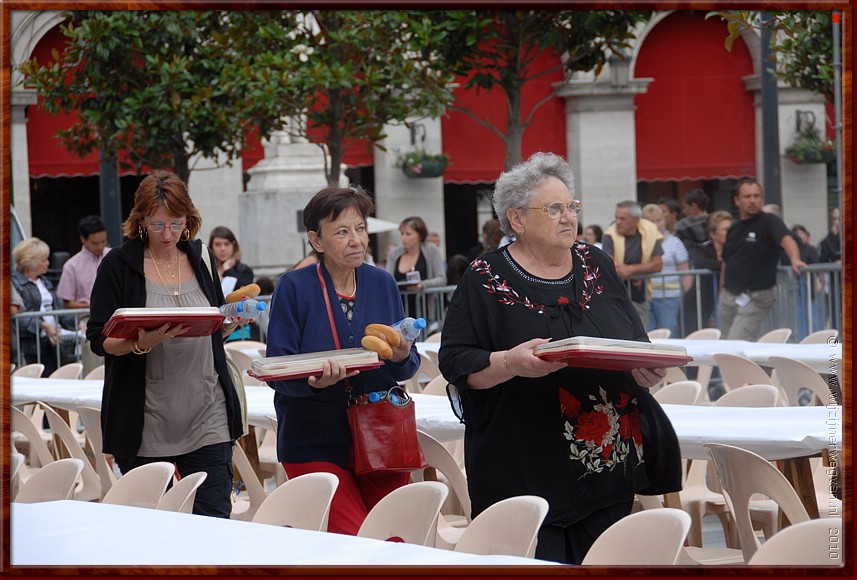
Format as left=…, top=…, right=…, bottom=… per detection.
left=503, top=353, right=515, bottom=377
left=131, top=342, right=152, bottom=355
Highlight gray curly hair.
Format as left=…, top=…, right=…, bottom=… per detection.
left=492, top=152, right=576, bottom=235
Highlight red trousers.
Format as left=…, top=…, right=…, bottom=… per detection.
left=282, top=461, right=410, bottom=535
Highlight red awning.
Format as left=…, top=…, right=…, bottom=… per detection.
left=634, top=12, right=756, bottom=182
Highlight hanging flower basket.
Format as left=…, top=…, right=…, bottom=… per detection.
left=397, top=151, right=449, bottom=178
left=784, top=126, right=836, bottom=165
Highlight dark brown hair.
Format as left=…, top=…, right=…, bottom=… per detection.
left=208, top=225, right=240, bottom=255
left=123, top=170, right=201, bottom=239
left=400, top=216, right=429, bottom=243
left=303, top=186, right=374, bottom=260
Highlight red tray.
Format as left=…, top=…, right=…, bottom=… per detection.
left=248, top=361, right=385, bottom=382
left=102, top=308, right=225, bottom=339
left=536, top=349, right=692, bottom=370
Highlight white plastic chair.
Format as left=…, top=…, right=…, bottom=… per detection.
left=769, top=356, right=833, bottom=406
left=357, top=481, right=449, bottom=546
left=157, top=471, right=208, bottom=514
left=582, top=508, right=692, bottom=565
left=424, top=332, right=442, bottom=343
left=231, top=440, right=269, bottom=521
left=83, top=364, right=105, bottom=381
left=10, top=405, right=56, bottom=469
left=49, top=362, right=84, bottom=380
left=14, top=458, right=85, bottom=503
left=684, top=328, right=720, bottom=400
left=712, top=353, right=774, bottom=394
left=652, top=380, right=701, bottom=405
left=39, top=402, right=101, bottom=502
left=453, top=495, right=549, bottom=558
left=748, top=517, right=842, bottom=566
left=11, top=363, right=45, bottom=378
left=421, top=374, right=449, bottom=397
left=76, top=405, right=117, bottom=499
left=799, top=328, right=839, bottom=344
left=252, top=472, right=339, bottom=531
left=225, top=348, right=255, bottom=375
left=714, top=384, right=780, bottom=407
left=224, top=340, right=267, bottom=352
left=102, top=461, right=175, bottom=509
left=416, top=430, right=471, bottom=549
left=756, top=328, right=792, bottom=343
left=647, top=328, right=672, bottom=339
left=705, top=443, right=811, bottom=563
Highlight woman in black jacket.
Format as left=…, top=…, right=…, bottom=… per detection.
left=86, top=171, right=246, bottom=518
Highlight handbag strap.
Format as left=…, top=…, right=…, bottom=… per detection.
left=316, top=264, right=354, bottom=396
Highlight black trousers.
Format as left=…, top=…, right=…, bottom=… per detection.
left=535, top=499, right=634, bottom=565
left=116, top=441, right=234, bottom=518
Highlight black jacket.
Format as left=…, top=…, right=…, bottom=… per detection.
left=11, top=270, right=76, bottom=355
left=85, top=236, right=244, bottom=461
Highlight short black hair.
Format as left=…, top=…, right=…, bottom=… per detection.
left=78, top=215, right=106, bottom=239
left=683, top=189, right=710, bottom=212
left=657, top=197, right=681, bottom=216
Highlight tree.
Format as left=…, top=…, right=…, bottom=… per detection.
left=425, top=10, right=651, bottom=169
left=18, top=10, right=257, bottom=184
left=218, top=10, right=464, bottom=185
left=709, top=11, right=835, bottom=102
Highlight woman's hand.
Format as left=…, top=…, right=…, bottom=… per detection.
left=135, top=322, right=190, bottom=351
left=389, top=337, right=413, bottom=363
left=505, top=338, right=568, bottom=378
left=42, top=321, right=58, bottom=345
left=308, top=359, right=359, bottom=389
left=631, top=367, right=667, bottom=389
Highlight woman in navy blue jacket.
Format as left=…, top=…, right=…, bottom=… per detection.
left=266, top=185, right=420, bottom=535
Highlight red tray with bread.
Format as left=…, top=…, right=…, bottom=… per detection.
left=534, top=336, right=692, bottom=370
left=102, top=307, right=225, bottom=339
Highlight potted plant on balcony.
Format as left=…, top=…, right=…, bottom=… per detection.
left=785, top=125, right=835, bottom=165
left=396, top=150, right=449, bottom=178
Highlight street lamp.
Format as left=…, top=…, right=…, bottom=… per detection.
left=609, top=50, right=630, bottom=88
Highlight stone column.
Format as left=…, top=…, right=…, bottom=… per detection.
left=10, top=93, right=37, bottom=236
left=745, top=75, right=828, bottom=241
left=239, top=129, right=337, bottom=277
left=557, top=76, right=652, bottom=232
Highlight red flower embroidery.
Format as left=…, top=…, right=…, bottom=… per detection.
left=559, top=389, right=581, bottom=418
left=602, top=443, right=613, bottom=459
left=616, top=392, right=630, bottom=409
left=576, top=410, right=611, bottom=445
left=557, top=296, right=570, bottom=305
left=620, top=410, right=643, bottom=446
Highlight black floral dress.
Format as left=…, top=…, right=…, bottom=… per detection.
left=438, top=242, right=652, bottom=528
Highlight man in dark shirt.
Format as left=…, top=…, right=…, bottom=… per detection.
left=718, top=179, right=806, bottom=340
left=818, top=207, right=841, bottom=263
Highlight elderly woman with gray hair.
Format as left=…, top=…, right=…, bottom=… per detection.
left=438, top=152, right=679, bottom=564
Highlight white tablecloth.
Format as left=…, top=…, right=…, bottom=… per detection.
left=418, top=339, right=842, bottom=374
left=11, top=377, right=840, bottom=461
left=11, top=501, right=555, bottom=566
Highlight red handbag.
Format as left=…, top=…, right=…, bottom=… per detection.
left=317, top=265, right=428, bottom=476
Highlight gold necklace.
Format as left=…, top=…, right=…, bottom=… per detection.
left=335, top=270, right=357, bottom=297
left=148, top=247, right=181, bottom=303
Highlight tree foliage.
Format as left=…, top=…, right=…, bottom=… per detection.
left=708, top=11, right=836, bottom=102
left=18, top=10, right=256, bottom=184
left=217, top=10, right=464, bottom=184
left=423, top=10, right=651, bottom=169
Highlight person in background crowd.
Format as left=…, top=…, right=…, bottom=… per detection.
left=11, top=284, right=25, bottom=363
left=657, top=197, right=681, bottom=234
left=86, top=170, right=246, bottom=518
left=292, top=252, right=320, bottom=271
left=445, top=254, right=471, bottom=286
left=209, top=226, right=255, bottom=342
left=57, top=215, right=111, bottom=310
left=602, top=200, right=664, bottom=326
left=641, top=204, right=690, bottom=335
left=265, top=185, right=419, bottom=535
left=674, top=189, right=710, bottom=254
left=583, top=224, right=603, bottom=249
left=684, top=210, right=732, bottom=334
left=467, top=218, right=503, bottom=262
left=387, top=216, right=446, bottom=291
left=717, top=179, right=806, bottom=341
left=427, top=231, right=442, bottom=247
left=818, top=207, right=841, bottom=263
left=12, top=238, right=77, bottom=376
left=439, top=152, right=675, bottom=565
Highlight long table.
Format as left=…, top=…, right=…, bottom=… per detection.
left=417, top=339, right=842, bottom=374
left=12, top=376, right=840, bottom=517
left=11, top=501, right=555, bottom=566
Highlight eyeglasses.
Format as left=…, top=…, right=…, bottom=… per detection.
left=146, top=220, right=186, bottom=233
left=526, top=200, right=582, bottom=218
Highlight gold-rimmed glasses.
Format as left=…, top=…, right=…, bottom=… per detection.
left=146, top=220, right=186, bottom=233
left=526, top=200, right=582, bottom=218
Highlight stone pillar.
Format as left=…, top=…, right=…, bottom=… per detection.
left=557, top=77, right=652, bottom=233
left=239, top=130, right=337, bottom=277
left=10, top=95, right=36, bottom=236
left=372, top=118, right=446, bottom=259
left=745, top=76, right=828, bottom=241
left=187, top=151, right=244, bottom=244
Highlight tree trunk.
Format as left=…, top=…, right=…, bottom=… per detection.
left=175, top=152, right=191, bottom=186
left=504, top=85, right=524, bottom=170
left=326, top=88, right=344, bottom=185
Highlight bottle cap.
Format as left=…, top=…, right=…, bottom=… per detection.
left=256, top=301, right=268, bottom=311
left=414, top=318, right=426, bottom=330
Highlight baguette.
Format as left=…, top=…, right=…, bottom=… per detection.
left=364, top=323, right=401, bottom=347
left=361, top=335, right=394, bottom=360
left=226, top=283, right=261, bottom=304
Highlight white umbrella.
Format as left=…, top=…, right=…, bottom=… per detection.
left=367, top=217, right=400, bottom=234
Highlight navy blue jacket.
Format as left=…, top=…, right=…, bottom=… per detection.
left=266, top=262, right=419, bottom=467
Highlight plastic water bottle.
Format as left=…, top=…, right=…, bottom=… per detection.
left=392, top=317, right=426, bottom=341
left=368, top=390, right=402, bottom=405
left=220, top=299, right=267, bottom=321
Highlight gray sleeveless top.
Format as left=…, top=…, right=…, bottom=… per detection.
left=138, top=274, right=230, bottom=456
